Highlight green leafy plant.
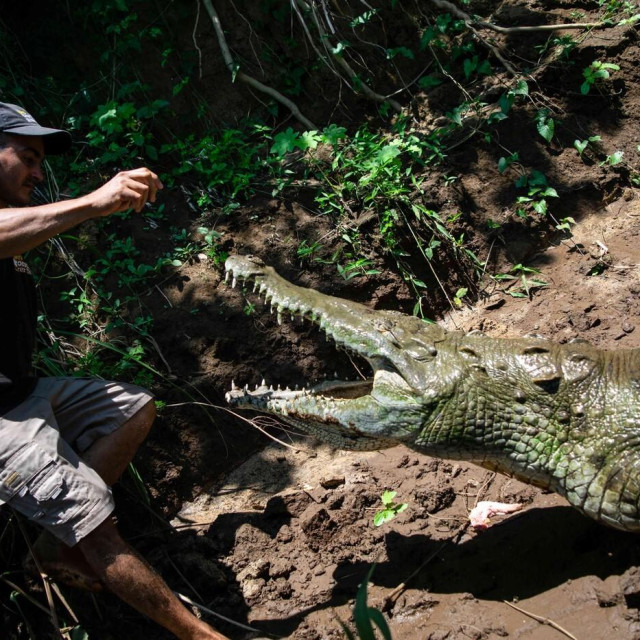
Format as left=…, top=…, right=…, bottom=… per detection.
left=297, top=239, right=323, bottom=262
left=574, top=135, right=602, bottom=156
left=340, top=566, right=393, bottom=640
left=535, top=109, right=555, bottom=143
left=498, top=152, right=519, bottom=174
left=515, top=170, right=559, bottom=217
left=337, top=258, right=381, bottom=281
left=373, top=490, right=408, bottom=526
left=86, top=95, right=169, bottom=167
left=581, top=60, right=620, bottom=95
left=555, top=216, right=576, bottom=232
left=453, top=287, right=468, bottom=308
left=601, top=150, right=624, bottom=166
left=494, top=264, right=548, bottom=299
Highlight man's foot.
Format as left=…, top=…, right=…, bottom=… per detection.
left=23, top=532, right=104, bottom=592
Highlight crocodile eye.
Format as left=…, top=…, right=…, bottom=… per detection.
left=407, top=346, right=437, bottom=361
left=522, top=346, right=551, bottom=355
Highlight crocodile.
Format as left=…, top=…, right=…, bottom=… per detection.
left=224, top=254, right=640, bottom=532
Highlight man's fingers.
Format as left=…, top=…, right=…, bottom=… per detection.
left=122, top=168, right=163, bottom=209
left=118, top=182, right=149, bottom=212
left=93, top=168, right=163, bottom=217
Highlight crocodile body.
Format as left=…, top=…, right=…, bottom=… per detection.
left=225, top=255, right=640, bottom=531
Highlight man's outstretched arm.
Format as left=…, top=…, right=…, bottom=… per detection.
left=0, top=168, right=163, bottom=259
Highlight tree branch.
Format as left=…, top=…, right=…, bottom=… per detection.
left=429, top=0, right=608, bottom=34
left=201, top=0, right=318, bottom=130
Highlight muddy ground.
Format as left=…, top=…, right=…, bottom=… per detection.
left=3, top=4, right=640, bottom=640
left=160, top=194, right=640, bottom=640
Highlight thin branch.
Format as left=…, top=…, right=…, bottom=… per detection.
left=290, top=0, right=347, bottom=85
left=201, top=0, right=317, bottom=130
left=503, top=600, right=578, bottom=640
left=293, top=0, right=403, bottom=111
left=476, top=19, right=608, bottom=34
left=192, top=0, right=203, bottom=80
left=175, top=591, right=264, bottom=634
left=429, top=0, right=608, bottom=34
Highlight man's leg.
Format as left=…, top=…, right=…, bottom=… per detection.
left=78, top=518, right=229, bottom=640
left=31, top=399, right=156, bottom=586
left=81, top=398, right=156, bottom=486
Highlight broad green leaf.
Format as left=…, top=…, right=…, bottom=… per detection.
left=418, top=74, right=443, bottom=89
left=367, top=608, right=393, bottom=640
left=386, top=46, right=414, bottom=60
left=321, top=123, right=347, bottom=146
left=145, top=144, right=158, bottom=161
left=574, top=139, right=588, bottom=155
left=373, top=510, right=394, bottom=527
left=381, top=490, right=397, bottom=505
left=608, top=150, right=624, bottom=165
left=463, top=57, right=475, bottom=79
left=528, top=170, right=548, bottom=186
left=270, top=128, right=299, bottom=156
left=488, top=111, right=507, bottom=124
left=298, top=130, right=321, bottom=151
left=532, top=199, right=547, bottom=215
left=375, top=144, right=401, bottom=164
left=499, top=92, right=514, bottom=114
left=536, top=115, right=555, bottom=143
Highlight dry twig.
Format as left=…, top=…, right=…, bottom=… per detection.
left=503, top=600, right=578, bottom=640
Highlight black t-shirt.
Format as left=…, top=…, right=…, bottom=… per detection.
left=0, top=256, right=38, bottom=413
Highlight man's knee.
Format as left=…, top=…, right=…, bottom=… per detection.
left=134, top=398, right=156, bottom=438
left=123, top=398, right=156, bottom=446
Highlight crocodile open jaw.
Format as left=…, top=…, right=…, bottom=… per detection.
left=224, top=254, right=640, bottom=531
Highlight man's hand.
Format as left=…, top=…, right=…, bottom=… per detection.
left=0, top=167, right=165, bottom=259
left=85, top=168, right=164, bottom=216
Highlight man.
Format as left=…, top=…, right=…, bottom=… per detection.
left=0, top=102, right=229, bottom=640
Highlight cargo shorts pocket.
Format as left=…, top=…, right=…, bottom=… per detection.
left=0, top=441, right=65, bottom=518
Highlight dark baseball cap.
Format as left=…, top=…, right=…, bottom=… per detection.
left=0, top=102, right=71, bottom=155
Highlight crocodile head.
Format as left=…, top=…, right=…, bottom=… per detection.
left=224, top=255, right=640, bottom=531
left=224, top=254, right=457, bottom=450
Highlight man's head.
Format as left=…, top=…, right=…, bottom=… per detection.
left=0, top=103, right=71, bottom=155
left=0, top=103, right=71, bottom=207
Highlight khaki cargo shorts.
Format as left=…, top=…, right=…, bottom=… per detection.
left=0, top=377, right=153, bottom=546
